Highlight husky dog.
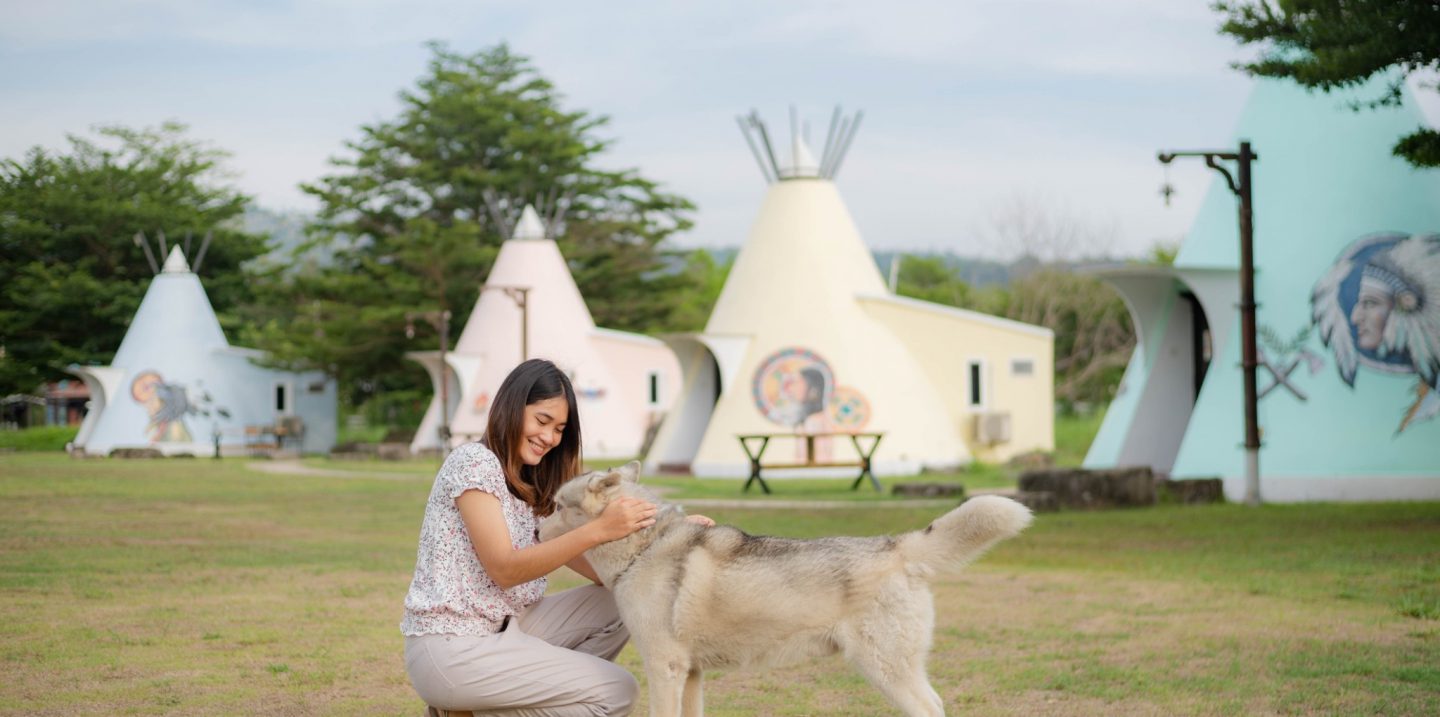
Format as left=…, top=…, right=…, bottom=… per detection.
left=539, top=461, right=1033, bottom=717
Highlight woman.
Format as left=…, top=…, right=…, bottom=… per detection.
left=402, top=358, right=661, bottom=716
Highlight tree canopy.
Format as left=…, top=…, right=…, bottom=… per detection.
left=890, top=253, right=1134, bottom=408
left=0, top=123, right=265, bottom=395
left=242, top=43, right=698, bottom=405
left=1216, top=0, right=1440, bottom=167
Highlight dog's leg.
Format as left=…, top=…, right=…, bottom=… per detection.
left=846, top=650, right=944, bottom=717
left=680, top=667, right=704, bottom=716
left=836, top=605, right=946, bottom=717
left=643, top=647, right=690, bottom=717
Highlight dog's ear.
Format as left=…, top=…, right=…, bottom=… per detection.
left=618, top=460, right=641, bottom=483
left=586, top=468, right=624, bottom=496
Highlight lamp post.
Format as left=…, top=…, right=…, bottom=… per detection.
left=482, top=285, right=531, bottom=363
left=406, top=309, right=453, bottom=455
left=1158, top=141, right=1261, bottom=506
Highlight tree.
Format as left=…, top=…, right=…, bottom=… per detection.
left=0, top=123, right=265, bottom=396
left=242, top=43, right=695, bottom=405
left=1002, top=270, right=1134, bottom=408
left=1216, top=0, right=1440, bottom=167
left=892, top=255, right=973, bottom=308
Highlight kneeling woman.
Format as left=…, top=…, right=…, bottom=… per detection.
left=402, top=358, right=665, bottom=716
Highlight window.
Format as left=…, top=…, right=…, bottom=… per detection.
left=967, top=360, right=986, bottom=409
left=275, top=382, right=293, bottom=414
left=647, top=371, right=661, bottom=408
left=1011, top=358, right=1035, bottom=376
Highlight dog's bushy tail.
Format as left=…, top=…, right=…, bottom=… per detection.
left=900, top=495, right=1033, bottom=576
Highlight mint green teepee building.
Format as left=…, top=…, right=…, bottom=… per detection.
left=1085, top=76, right=1440, bottom=502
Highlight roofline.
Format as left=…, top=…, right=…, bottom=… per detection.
left=855, top=292, right=1054, bottom=339
left=590, top=326, right=666, bottom=347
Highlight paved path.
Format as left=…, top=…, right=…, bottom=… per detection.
left=245, top=460, right=1015, bottom=509
left=246, top=459, right=423, bottom=481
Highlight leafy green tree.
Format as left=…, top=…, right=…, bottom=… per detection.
left=1216, top=0, right=1440, bottom=167
left=243, top=43, right=695, bottom=404
left=0, top=123, right=265, bottom=395
left=892, top=255, right=973, bottom=308
left=1003, top=270, right=1134, bottom=407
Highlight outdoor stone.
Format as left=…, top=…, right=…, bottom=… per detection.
left=1157, top=478, right=1225, bottom=505
left=1007, top=450, right=1054, bottom=471
left=377, top=443, right=411, bottom=461
left=891, top=482, right=966, bottom=498
left=1018, top=466, right=1156, bottom=509
left=108, top=447, right=163, bottom=459
left=1011, top=490, right=1059, bottom=512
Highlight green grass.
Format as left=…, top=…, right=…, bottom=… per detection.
left=7, top=453, right=1433, bottom=715
left=1054, top=408, right=1107, bottom=467
left=0, top=425, right=79, bottom=452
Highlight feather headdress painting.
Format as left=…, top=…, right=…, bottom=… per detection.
left=1312, top=233, right=1440, bottom=433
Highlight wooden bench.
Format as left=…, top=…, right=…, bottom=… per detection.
left=737, top=432, right=884, bottom=494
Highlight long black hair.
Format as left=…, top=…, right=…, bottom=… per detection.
left=481, top=359, right=582, bottom=516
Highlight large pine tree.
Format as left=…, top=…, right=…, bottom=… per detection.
left=1216, top=0, right=1440, bottom=167
left=242, top=43, right=697, bottom=405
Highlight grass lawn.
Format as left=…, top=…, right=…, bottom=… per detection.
left=3, top=452, right=1436, bottom=716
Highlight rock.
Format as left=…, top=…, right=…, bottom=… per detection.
left=1018, top=466, right=1156, bottom=509
left=891, top=482, right=966, bottom=498
left=1010, top=490, right=1059, bottom=512
left=1157, top=478, right=1225, bottom=505
left=108, top=447, right=164, bottom=459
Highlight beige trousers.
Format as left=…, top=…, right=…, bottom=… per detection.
left=405, top=585, right=637, bottom=716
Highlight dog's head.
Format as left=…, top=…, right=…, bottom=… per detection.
left=539, top=460, right=645, bottom=542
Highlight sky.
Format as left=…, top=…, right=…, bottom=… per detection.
left=2, top=1, right=1436, bottom=259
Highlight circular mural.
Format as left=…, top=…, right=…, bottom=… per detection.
left=751, top=347, right=835, bottom=428
left=826, top=386, right=871, bottom=430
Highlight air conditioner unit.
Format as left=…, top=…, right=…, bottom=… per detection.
left=973, top=411, right=1012, bottom=445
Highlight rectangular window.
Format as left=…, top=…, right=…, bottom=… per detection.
left=647, top=371, right=661, bottom=407
left=275, top=383, right=291, bottom=414
left=967, top=360, right=986, bottom=408
left=1011, top=358, right=1034, bottom=376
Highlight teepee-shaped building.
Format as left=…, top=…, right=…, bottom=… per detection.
left=1085, top=76, right=1440, bottom=502
left=68, top=246, right=337, bottom=456
left=409, top=206, right=680, bottom=459
left=645, top=111, right=1054, bottom=477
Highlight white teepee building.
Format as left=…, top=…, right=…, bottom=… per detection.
left=645, top=110, right=1054, bottom=477
left=68, top=246, right=337, bottom=456
left=409, top=206, right=680, bottom=459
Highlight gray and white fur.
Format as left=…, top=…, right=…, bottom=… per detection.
left=539, top=461, right=1033, bottom=717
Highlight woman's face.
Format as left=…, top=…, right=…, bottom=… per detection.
left=518, top=396, right=568, bottom=466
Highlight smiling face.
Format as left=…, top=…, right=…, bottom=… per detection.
left=518, top=396, right=568, bottom=466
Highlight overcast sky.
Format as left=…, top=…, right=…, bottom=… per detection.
left=2, top=1, right=1435, bottom=258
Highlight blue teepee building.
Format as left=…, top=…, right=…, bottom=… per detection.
left=1086, top=76, right=1440, bottom=502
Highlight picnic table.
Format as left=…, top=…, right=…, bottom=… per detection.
left=737, top=432, right=884, bottom=494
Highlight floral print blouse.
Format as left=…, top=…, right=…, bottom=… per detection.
left=401, top=442, right=548, bottom=637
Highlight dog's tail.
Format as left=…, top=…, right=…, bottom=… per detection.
left=900, top=495, right=1032, bottom=576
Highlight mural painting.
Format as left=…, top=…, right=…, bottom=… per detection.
left=130, top=370, right=230, bottom=443
left=752, top=347, right=872, bottom=461
left=1311, top=232, right=1440, bottom=433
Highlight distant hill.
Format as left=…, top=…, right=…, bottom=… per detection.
left=241, top=206, right=1101, bottom=285
left=241, top=205, right=338, bottom=271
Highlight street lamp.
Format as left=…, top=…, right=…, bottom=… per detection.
left=481, top=285, right=531, bottom=363
left=406, top=309, right=453, bottom=455
left=1158, top=141, right=1261, bottom=506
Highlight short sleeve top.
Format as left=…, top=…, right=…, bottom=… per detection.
left=400, top=442, right=548, bottom=637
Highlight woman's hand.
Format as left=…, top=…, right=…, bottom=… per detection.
left=686, top=514, right=716, bottom=527
left=589, top=496, right=658, bottom=543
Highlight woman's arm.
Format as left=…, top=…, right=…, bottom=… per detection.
left=456, top=490, right=655, bottom=589
left=565, top=554, right=604, bottom=585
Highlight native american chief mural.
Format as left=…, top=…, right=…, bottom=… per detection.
left=1312, top=232, right=1440, bottom=433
